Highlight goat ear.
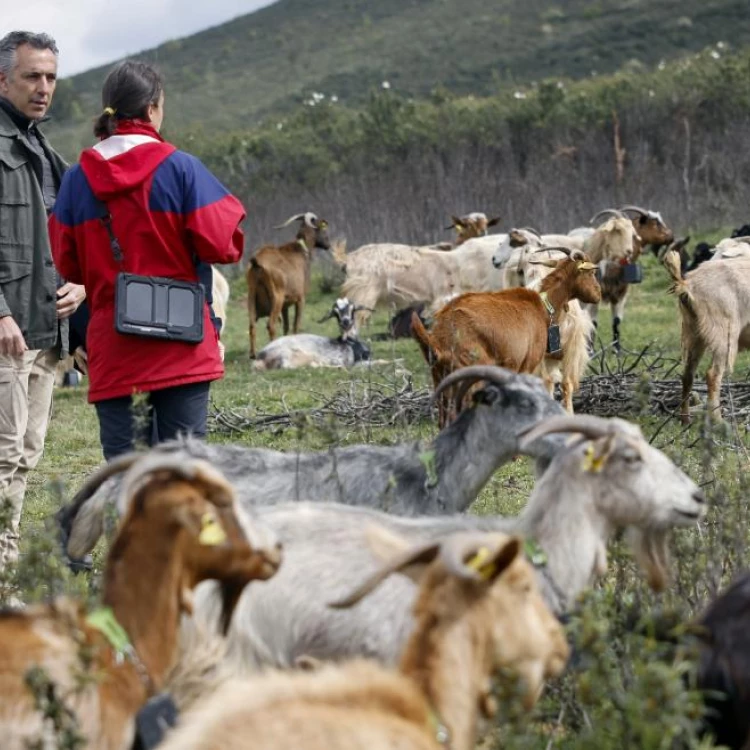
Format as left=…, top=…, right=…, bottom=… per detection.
left=317, top=310, right=335, bottom=323
left=487, top=216, right=502, bottom=227
left=464, top=536, right=522, bottom=583
left=329, top=527, right=441, bottom=608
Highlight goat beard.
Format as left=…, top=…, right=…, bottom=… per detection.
left=626, top=528, right=671, bottom=592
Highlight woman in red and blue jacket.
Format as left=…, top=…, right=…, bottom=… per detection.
left=49, top=60, right=245, bottom=460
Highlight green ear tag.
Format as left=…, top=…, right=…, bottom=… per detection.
left=86, top=607, right=132, bottom=655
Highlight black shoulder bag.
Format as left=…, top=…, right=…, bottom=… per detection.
left=100, top=204, right=205, bottom=344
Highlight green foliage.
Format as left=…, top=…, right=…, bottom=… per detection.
left=45, top=0, right=750, bottom=159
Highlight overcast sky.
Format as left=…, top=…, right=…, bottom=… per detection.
left=5, top=0, right=277, bottom=77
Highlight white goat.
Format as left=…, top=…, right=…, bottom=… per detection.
left=342, top=234, right=507, bottom=323
left=710, top=236, right=750, bottom=260
left=663, top=248, right=750, bottom=423
left=253, top=298, right=371, bottom=370
left=157, top=527, right=568, bottom=750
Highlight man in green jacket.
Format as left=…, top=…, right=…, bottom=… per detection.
left=0, top=31, right=85, bottom=569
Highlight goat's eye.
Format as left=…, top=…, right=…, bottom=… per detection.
left=621, top=449, right=642, bottom=465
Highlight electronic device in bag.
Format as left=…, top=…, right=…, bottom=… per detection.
left=115, top=273, right=205, bottom=343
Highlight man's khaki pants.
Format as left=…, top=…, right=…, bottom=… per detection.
left=0, top=348, right=57, bottom=568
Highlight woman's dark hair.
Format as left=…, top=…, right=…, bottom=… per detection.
left=93, top=60, right=163, bottom=138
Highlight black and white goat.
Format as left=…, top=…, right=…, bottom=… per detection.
left=253, top=298, right=371, bottom=370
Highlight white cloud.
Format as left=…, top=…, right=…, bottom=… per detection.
left=4, top=0, right=276, bottom=77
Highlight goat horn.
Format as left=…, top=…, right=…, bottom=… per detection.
left=532, top=246, right=572, bottom=256
left=434, top=365, right=514, bottom=401
left=590, top=209, right=625, bottom=224
left=527, top=259, right=560, bottom=268
left=118, top=453, right=235, bottom=514
left=273, top=214, right=307, bottom=229
left=434, top=366, right=515, bottom=417
left=441, top=533, right=522, bottom=581
left=519, top=227, right=543, bottom=238
left=328, top=538, right=442, bottom=608
left=517, top=415, right=621, bottom=450
left=619, top=205, right=650, bottom=217
left=57, top=451, right=145, bottom=539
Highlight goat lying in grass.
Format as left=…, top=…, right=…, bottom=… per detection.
left=253, top=297, right=371, bottom=370
left=0, top=455, right=281, bottom=750
left=412, top=248, right=601, bottom=425
left=662, top=247, right=750, bottom=423
left=159, top=527, right=568, bottom=750
left=63, top=412, right=704, bottom=670
left=59, top=367, right=568, bottom=527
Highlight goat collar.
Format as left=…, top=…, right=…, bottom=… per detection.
left=539, top=291, right=555, bottom=317
left=297, top=237, right=309, bottom=253
left=86, top=607, right=156, bottom=695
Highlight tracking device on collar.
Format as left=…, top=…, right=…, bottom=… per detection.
left=547, top=324, right=562, bottom=355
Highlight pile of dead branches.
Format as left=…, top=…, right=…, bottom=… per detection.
left=210, top=345, right=750, bottom=436
left=576, top=344, right=750, bottom=418
left=209, top=374, right=432, bottom=435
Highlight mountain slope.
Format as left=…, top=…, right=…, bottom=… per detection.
left=48, top=0, right=749, bottom=152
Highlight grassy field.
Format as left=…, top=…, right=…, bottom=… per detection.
left=11, top=234, right=750, bottom=747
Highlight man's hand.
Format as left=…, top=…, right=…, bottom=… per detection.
left=56, top=283, right=86, bottom=320
left=0, top=316, right=28, bottom=357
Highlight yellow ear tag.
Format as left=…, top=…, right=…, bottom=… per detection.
left=582, top=442, right=607, bottom=473
left=199, top=513, right=227, bottom=546
left=466, top=547, right=497, bottom=581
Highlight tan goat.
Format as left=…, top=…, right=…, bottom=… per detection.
left=663, top=248, right=750, bottom=424
left=0, top=454, right=281, bottom=750
left=158, top=527, right=568, bottom=750
left=593, top=206, right=673, bottom=351
left=412, top=249, right=601, bottom=424
left=247, top=212, right=331, bottom=358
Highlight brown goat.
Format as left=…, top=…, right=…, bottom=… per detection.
left=0, top=455, right=281, bottom=750
left=158, top=527, right=569, bottom=750
left=247, top=212, right=331, bottom=358
left=412, top=249, right=601, bottom=424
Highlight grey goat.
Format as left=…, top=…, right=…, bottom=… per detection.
left=59, top=367, right=568, bottom=528
left=61, top=414, right=705, bottom=671
left=253, top=297, right=371, bottom=370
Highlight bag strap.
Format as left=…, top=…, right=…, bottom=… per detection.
left=98, top=200, right=124, bottom=264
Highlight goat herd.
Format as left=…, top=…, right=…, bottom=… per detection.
left=3, top=207, right=750, bottom=749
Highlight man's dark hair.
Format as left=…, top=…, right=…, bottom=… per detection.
left=93, top=60, right=163, bottom=138
left=0, top=31, right=59, bottom=77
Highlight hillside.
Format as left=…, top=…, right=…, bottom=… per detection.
left=47, top=0, right=750, bottom=155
